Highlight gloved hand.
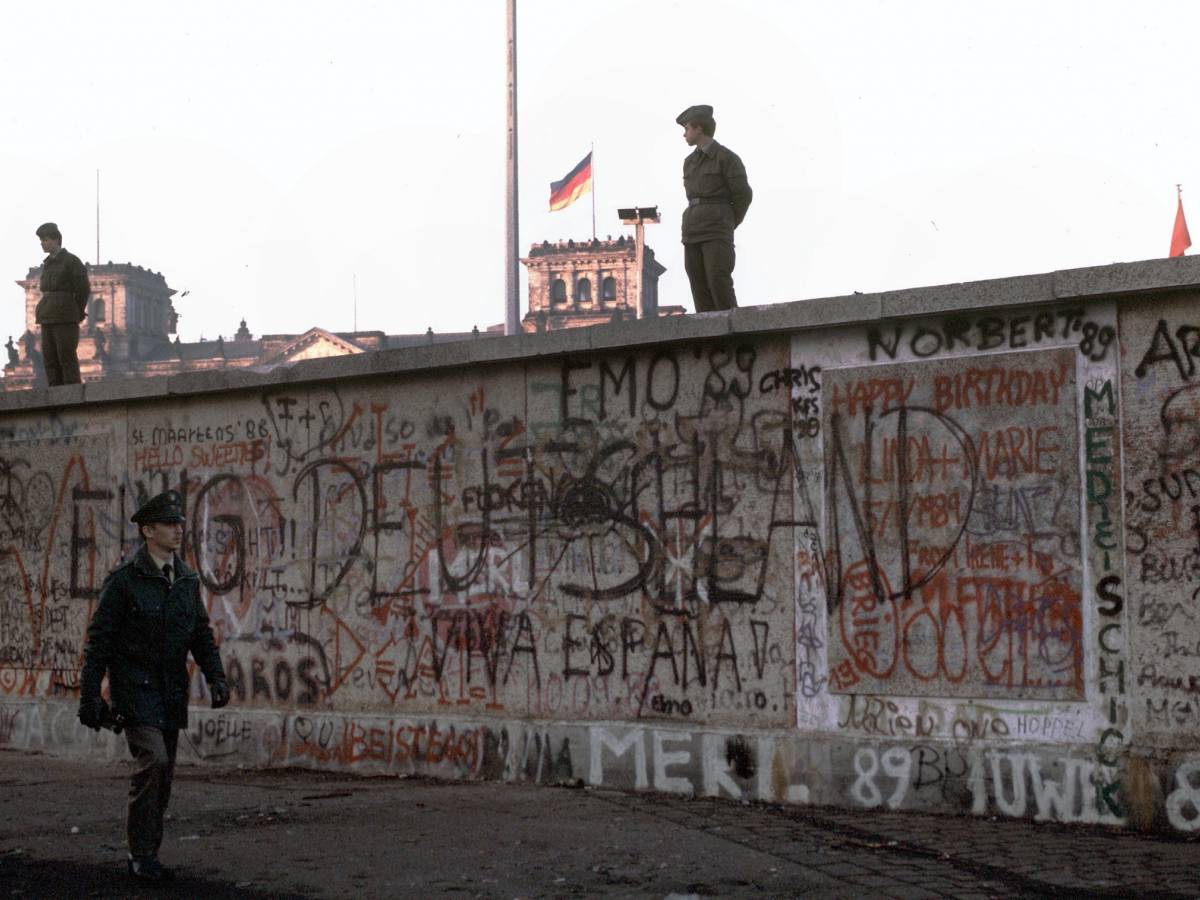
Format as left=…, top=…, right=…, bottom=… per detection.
left=78, top=696, right=108, bottom=731
left=210, top=680, right=230, bottom=709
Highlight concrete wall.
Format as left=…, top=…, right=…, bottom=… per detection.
left=8, top=257, right=1200, bottom=832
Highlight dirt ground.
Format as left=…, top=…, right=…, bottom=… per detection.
left=5, top=749, right=1200, bottom=899
left=0, top=750, right=841, bottom=899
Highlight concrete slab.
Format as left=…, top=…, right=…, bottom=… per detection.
left=733, top=293, right=881, bottom=332
left=0, top=385, right=67, bottom=413
left=587, top=311, right=731, bottom=350
left=879, top=272, right=1054, bottom=318
left=83, top=374, right=170, bottom=405
left=1054, top=255, right=1200, bottom=299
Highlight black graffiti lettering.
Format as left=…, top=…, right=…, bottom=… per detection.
left=473, top=609, right=508, bottom=688
left=867, top=326, right=902, bottom=361
left=749, top=619, right=769, bottom=680
left=647, top=622, right=679, bottom=684
left=942, top=316, right=971, bottom=352
left=590, top=620, right=615, bottom=677
left=1097, top=575, right=1124, bottom=616
left=826, top=404, right=978, bottom=613
left=297, top=657, right=321, bottom=704
left=290, top=459, right=366, bottom=607
left=1008, top=315, right=1029, bottom=348
left=560, top=358, right=592, bottom=423
left=503, top=611, right=540, bottom=687
left=977, top=317, right=1005, bottom=351
left=1033, top=312, right=1055, bottom=343
left=274, top=659, right=292, bottom=701
left=70, top=486, right=112, bottom=599
left=430, top=609, right=464, bottom=683
left=910, top=326, right=943, bottom=358
left=713, top=618, right=742, bottom=693
left=646, top=352, right=680, bottom=411
left=912, top=745, right=944, bottom=790
left=599, top=356, right=637, bottom=421
left=225, top=657, right=246, bottom=701
left=190, top=474, right=248, bottom=596
left=251, top=658, right=271, bottom=700
left=619, top=620, right=644, bottom=682
left=1135, top=319, right=1200, bottom=379
left=1085, top=380, right=1116, bottom=418
left=649, top=694, right=693, bottom=716
left=563, top=613, right=589, bottom=678
left=1056, top=307, right=1083, bottom=338
left=680, top=622, right=706, bottom=688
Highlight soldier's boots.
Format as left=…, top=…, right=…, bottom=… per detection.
left=128, top=855, right=174, bottom=882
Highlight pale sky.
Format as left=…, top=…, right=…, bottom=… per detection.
left=1, top=1, right=1195, bottom=344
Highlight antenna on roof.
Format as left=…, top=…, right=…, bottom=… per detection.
left=95, top=169, right=100, bottom=266
left=353, top=274, right=358, bottom=333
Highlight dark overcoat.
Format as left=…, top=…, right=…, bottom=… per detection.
left=80, top=545, right=225, bottom=730
left=681, top=140, right=753, bottom=244
left=36, top=249, right=90, bottom=324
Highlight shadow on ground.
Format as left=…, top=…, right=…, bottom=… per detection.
left=0, top=854, right=305, bottom=900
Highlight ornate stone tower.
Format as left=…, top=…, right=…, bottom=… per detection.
left=520, top=236, right=675, bottom=332
left=8, top=263, right=178, bottom=388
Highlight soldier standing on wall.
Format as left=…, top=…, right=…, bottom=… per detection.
left=33, top=222, right=90, bottom=386
left=677, top=105, right=753, bottom=312
left=78, top=491, right=230, bottom=882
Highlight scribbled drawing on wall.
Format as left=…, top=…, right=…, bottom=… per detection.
left=115, top=344, right=801, bottom=727
left=0, top=434, right=113, bottom=699
left=1121, top=300, right=1200, bottom=749
left=822, top=349, right=1084, bottom=699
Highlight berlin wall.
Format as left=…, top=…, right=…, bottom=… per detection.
left=7, top=256, right=1200, bottom=832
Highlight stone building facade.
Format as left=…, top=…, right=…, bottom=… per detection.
left=6, top=235, right=684, bottom=388
left=5, top=263, right=488, bottom=390
left=520, top=236, right=683, bottom=332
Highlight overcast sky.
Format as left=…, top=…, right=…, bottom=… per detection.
left=1, top=1, right=1195, bottom=343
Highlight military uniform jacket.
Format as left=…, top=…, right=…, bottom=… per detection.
left=681, top=140, right=753, bottom=244
left=80, top=546, right=225, bottom=730
left=36, top=249, right=90, bottom=324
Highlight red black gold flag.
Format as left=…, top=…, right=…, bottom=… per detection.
left=549, top=152, right=593, bottom=211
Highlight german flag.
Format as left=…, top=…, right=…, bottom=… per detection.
left=549, top=152, right=592, bottom=211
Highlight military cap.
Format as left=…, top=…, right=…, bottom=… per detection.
left=675, top=104, right=714, bottom=126
left=35, top=222, right=61, bottom=241
left=131, top=490, right=185, bottom=526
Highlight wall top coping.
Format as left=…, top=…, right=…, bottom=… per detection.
left=5, top=254, right=1199, bottom=415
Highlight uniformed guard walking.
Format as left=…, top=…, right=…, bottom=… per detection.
left=78, top=491, right=229, bottom=882
left=677, top=105, right=753, bottom=312
left=32, top=222, right=90, bottom=386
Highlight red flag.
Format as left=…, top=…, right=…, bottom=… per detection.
left=1172, top=189, right=1192, bottom=257
left=549, top=152, right=592, bottom=211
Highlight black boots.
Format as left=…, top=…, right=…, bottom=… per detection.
left=128, top=855, right=174, bottom=881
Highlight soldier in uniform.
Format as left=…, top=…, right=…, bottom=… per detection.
left=677, top=105, right=753, bottom=312
left=33, top=222, right=90, bottom=386
left=78, top=491, right=229, bottom=882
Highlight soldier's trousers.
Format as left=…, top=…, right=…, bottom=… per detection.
left=124, top=725, right=179, bottom=858
left=40, top=323, right=81, bottom=386
left=684, top=240, right=738, bottom=312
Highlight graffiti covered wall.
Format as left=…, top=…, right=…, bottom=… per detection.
left=6, top=260, right=1200, bottom=832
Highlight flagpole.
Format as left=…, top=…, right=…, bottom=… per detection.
left=590, top=142, right=596, bottom=241
left=504, top=0, right=520, bottom=336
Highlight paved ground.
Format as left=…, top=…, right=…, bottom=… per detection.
left=1, top=749, right=1198, bottom=898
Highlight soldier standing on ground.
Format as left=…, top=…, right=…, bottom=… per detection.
left=677, top=105, right=753, bottom=312
left=33, top=222, right=90, bottom=385
left=78, top=491, right=229, bottom=883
